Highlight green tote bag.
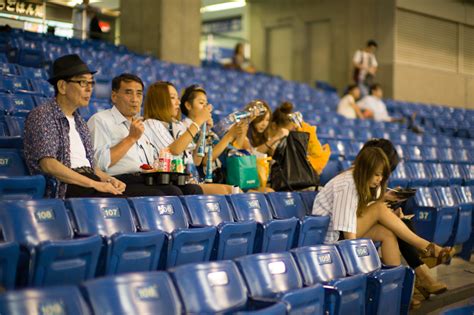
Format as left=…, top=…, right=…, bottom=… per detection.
left=226, top=155, right=260, bottom=190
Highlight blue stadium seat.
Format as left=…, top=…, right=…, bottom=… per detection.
left=0, top=94, right=34, bottom=116
left=0, top=199, right=102, bottom=287
left=388, top=162, right=410, bottom=188
left=66, top=198, right=166, bottom=275
left=437, top=147, right=456, bottom=163
left=170, top=260, right=286, bottom=314
left=18, top=47, right=44, bottom=68
left=0, top=242, right=19, bottom=290
left=435, top=186, right=471, bottom=246
left=17, top=65, right=47, bottom=80
left=0, top=286, right=91, bottom=315
left=405, top=145, right=424, bottom=162
left=291, top=245, right=367, bottom=315
left=4, top=115, right=25, bottom=137
left=82, top=272, right=181, bottom=315
left=422, top=146, right=439, bottom=163
left=336, top=239, right=411, bottom=315
left=226, top=193, right=298, bottom=253
left=0, top=175, right=45, bottom=200
left=444, top=164, right=464, bottom=185
left=425, top=163, right=450, bottom=186
left=235, top=252, right=325, bottom=315
left=0, top=76, right=34, bottom=94
left=129, top=196, right=216, bottom=268
left=460, top=164, right=473, bottom=185
left=0, top=63, right=17, bottom=76
left=0, top=148, right=27, bottom=175
left=299, top=190, right=318, bottom=215
left=0, top=117, right=22, bottom=148
left=406, top=187, right=457, bottom=245
left=319, top=160, right=341, bottom=186
left=30, top=78, right=54, bottom=97
left=454, top=148, right=471, bottom=164
left=406, top=162, right=431, bottom=187
left=266, top=192, right=329, bottom=246
left=180, top=195, right=256, bottom=260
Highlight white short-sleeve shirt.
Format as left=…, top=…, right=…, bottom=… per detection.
left=358, top=95, right=391, bottom=122
left=312, top=170, right=358, bottom=244
left=337, top=95, right=357, bottom=119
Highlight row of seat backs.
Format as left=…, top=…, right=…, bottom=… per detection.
left=319, top=159, right=473, bottom=187
left=0, top=239, right=412, bottom=315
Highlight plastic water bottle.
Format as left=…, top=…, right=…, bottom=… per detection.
left=204, top=136, right=213, bottom=183
left=214, top=102, right=266, bottom=138
left=197, top=123, right=207, bottom=157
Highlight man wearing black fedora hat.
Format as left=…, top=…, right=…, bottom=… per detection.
left=23, top=54, right=126, bottom=198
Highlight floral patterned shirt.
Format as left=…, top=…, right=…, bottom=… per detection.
left=23, top=98, right=95, bottom=198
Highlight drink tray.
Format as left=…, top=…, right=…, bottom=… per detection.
left=141, top=171, right=190, bottom=186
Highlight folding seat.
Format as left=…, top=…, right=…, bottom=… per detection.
left=405, top=187, right=457, bottom=245
left=436, top=136, right=452, bottom=148
left=0, top=148, right=27, bottom=176
left=317, top=125, right=337, bottom=140
left=66, top=198, right=166, bottom=275
left=405, top=145, right=424, bottom=162
left=0, top=175, right=45, bottom=200
left=422, top=135, right=437, bottom=147
left=0, top=286, right=91, bottom=315
left=354, top=128, right=373, bottom=141
left=422, top=146, right=439, bottom=163
left=460, top=164, right=474, bottom=185
left=453, top=186, right=474, bottom=261
left=180, top=195, right=256, bottom=260
left=129, top=196, right=216, bottom=268
left=0, top=93, right=35, bottom=115
left=299, top=190, right=318, bottom=215
left=425, top=163, right=449, bottom=186
left=388, top=162, right=410, bottom=188
left=435, top=186, right=471, bottom=246
left=235, top=252, right=325, bottom=314
left=405, top=162, right=431, bottom=187
left=1, top=76, right=35, bottom=94
left=170, top=260, right=287, bottom=314
left=30, top=78, right=54, bottom=97
left=437, top=147, right=456, bottom=163
left=291, top=245, right=367, bottom=315
left=0, top=62, right=17, bottom=76
left=5, top=115, right=25, bottom=137
left=328, top=140, right=350, bottom=160
left=18, top=47, right=45, bottom=68
left=266, top=192, right=329, bottom=247
left=454, top=148, right=470, bottom=164
left=407, top=133, right=423, bottom=146
left=346, top=141, right=363, bottom=160
left=388, top=131, right=408, bottom=145
left=335, top=128, right=355, bottom=141
left=17, top=65, right=47, bottom=80
left=82, top=272, right=181, bottom=315
left=226, top=193, right=298, bottom=253
left=0, top=242, right=19, bottom=290
left=0, top=116, right=21, bottom=148
left=337, top=239, right=412, bottom=315
left=319, top=160, right=341, bottom=186
left=0, top=199, right=102, bottom=287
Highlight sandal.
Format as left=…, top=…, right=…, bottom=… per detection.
left=420, top=243, right=455, bottom=268
left=415, top=276, right=447, bottom=299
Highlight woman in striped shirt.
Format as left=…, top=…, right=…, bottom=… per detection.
left=312, top=146, right=453, bottom=267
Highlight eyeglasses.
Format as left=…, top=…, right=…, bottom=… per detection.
left=67, top=80, right=96, bottom=88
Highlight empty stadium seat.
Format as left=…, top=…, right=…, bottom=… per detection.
left=291, top=245, right=367, bottom=315
left=337, top=239, right=412, bottom=315
left=170, top=260, right=286, bottom=314
left=0, top=115, right=22, bottom=148
left=235, top=252, right=325, bottom=314
left=180, top=195, right=256, bottom=260
left=129, top=196, right=216, bottom=268
left=226, top=193, right=298, bottom=253
left=66, top=198, right=166, bottom=275
left=0, top=93, right=35, bottom=115
left=0, top=175, right=45, bottom=200
left=444, top=164, right=464, bottom=185
left=460, top=164, right=473, bottom=185
left=0, top=148, right=27, bottom=175
left=0, top=286, right=91, bottom=315
left=405, top=187, right=457, bottom=245
left=388, top=162, right=410, bottom=188
left=426, top=163, right=450, bottom=186
left=266, top=192, right=329, bottom=246
left=406, top=162, right=431, bottom=187
left=82, top=272, right=181, bottom=315
left=0, top=199, right=102, bottom=287
left=0, top=242, right=19, bottom=290
left=435, top=186, right=472, bottom=246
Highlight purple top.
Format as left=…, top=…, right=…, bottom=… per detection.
left=24, top=98, right=95, bottom=198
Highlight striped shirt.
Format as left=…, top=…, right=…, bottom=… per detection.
left=312, top=170, right=358, bottom=244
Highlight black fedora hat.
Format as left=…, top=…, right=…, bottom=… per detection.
left=48, top=54, right=96, bottom=84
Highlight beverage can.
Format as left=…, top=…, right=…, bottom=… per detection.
left=157, top=149, right=171, bottom=172
left=175, top=157, right=185, bottom=173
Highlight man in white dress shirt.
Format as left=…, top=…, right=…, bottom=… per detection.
left=88, top=73, right=202, bottom=196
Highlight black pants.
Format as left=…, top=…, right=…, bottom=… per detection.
left=65, top=172, right=125, bottom=198
left=398, top=219, right=423, bottom=269
left=114, top=173, right=203, bottom=196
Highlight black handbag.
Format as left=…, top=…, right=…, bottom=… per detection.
left=270, top=131, right=319, bottom=191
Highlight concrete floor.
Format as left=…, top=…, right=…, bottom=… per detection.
left=410, top=255, right=474, bottom=314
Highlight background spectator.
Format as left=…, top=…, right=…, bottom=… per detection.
left=353, top=40, right=378, bottom=97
